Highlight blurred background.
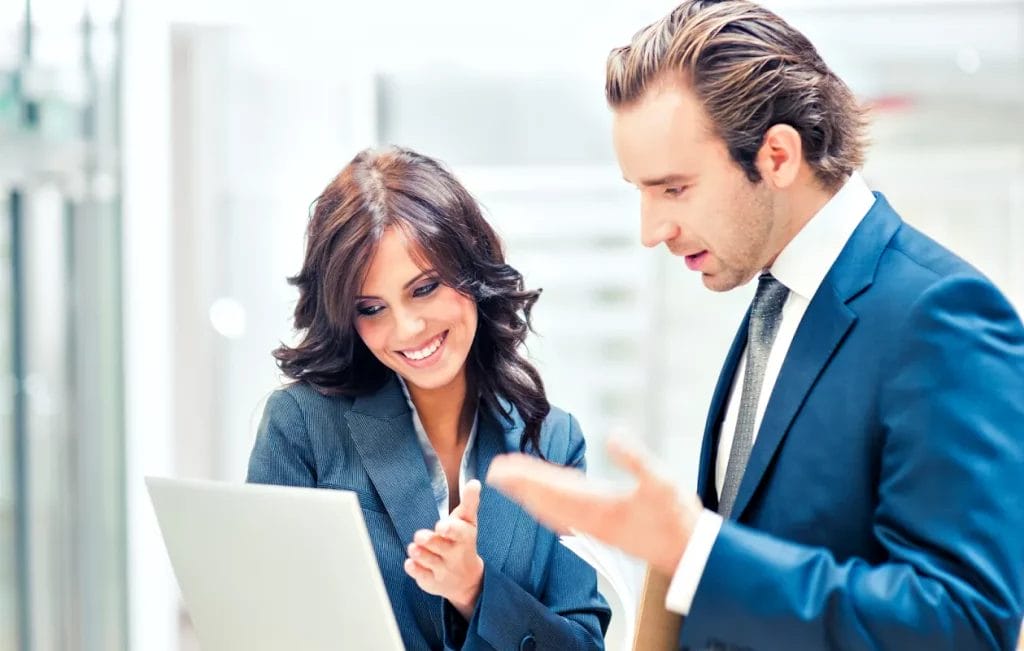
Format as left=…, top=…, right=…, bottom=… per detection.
left=1, top=0, right=1022, bottom=649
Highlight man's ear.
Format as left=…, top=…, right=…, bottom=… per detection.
left=756, top=124, right=803, bottom=189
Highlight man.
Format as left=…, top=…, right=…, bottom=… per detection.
left=487, top=1, right=1024, bottom=649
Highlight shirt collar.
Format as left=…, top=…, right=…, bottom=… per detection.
left=769, top=172, right=876, bottom=301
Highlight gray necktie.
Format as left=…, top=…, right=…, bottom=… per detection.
left=719, top=273, right=789, bottom=518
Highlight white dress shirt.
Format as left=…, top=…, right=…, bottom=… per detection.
left=665, top=172, right=877, bottom=614
left=398, top=377, right=479, bottom=520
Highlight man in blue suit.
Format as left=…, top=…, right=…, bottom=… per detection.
left=489, top=1, right=1024, bottom=649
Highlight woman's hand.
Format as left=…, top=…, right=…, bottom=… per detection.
left=404, top=479, right=484, bottom=620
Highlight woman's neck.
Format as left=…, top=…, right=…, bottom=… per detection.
left=406, top=372, right=476, bottom=451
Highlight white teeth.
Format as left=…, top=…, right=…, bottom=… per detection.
left=403, top=334, right=443, bottom=361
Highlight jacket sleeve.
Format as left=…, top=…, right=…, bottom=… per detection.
left=444, top=413, right=611, bottom=650
left=682, top=275, right=1024, bottom=650
left=245, top=389, right=316, bottom=487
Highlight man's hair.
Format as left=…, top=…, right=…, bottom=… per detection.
left=606, top=0, right=867, bottom=191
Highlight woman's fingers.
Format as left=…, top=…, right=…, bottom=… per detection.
left=451, top=480, right=481, bottom=525
left=407, top=542, right=444, bottom=571
left=435, top=517, right=475, bottom=544
left=403, top=557, right=433, bottom=582
left=413, top=529, right=455, bottom=554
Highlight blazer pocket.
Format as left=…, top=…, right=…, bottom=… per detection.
left=318, top=483, right=389, bottom=515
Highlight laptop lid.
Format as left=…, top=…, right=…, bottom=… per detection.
left=146, top=477, right=404, bottom=651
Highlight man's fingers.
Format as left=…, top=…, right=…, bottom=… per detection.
left=487, top=453, right=609, bottom=536
left=606, top=438, right=654, bottom=482
left=487, top=454, right=587, bottom=496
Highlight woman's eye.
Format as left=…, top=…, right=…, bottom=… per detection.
left=413, top=281, right=439, bottom=298
left=356, top=304, right=384, bottom=317
left=664, top=186, right=686, bottom=197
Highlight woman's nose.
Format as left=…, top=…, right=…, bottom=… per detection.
left=394, top=309, right=427, bottom=342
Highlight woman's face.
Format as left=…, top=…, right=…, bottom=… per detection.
left=353, top=226, right=478, bottom=393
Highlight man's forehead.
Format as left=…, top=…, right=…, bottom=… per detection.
left=613, top=91, right=713, bottom=184
left=613, top=85, right=710, bottom=145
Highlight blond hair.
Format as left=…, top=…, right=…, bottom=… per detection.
left=607, top=0, right=867, bottom=191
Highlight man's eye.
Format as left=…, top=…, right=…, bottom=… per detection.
left=413, top=281, right=440, bottom=298
left=664, top=186, right=686, bottom=197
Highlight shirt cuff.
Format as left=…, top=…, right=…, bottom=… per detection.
left=664, top=508, right=723, bottom=615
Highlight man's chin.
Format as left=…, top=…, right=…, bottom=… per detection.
left=701, top=272, right=742, bottom=293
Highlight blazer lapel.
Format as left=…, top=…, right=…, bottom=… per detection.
left=727, top=194, right=903, bottom=521
left=728, top=288, right=857, bottom=520
left=344, top=375, right=440, bottom=546
left=474, top=406, right=531, bottom=574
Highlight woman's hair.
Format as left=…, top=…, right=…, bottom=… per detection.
left=606, top=0, right=867, bottom=191
left=275, top=146, right=549, bottom=453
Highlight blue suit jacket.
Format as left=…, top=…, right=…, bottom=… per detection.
left=683, top=195, right=1024, bottom=650
left=247, top=374, right=610, bottom=650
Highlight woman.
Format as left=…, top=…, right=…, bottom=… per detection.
left=247, top=146, right=610, bottom=650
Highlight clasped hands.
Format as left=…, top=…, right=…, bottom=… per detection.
left=404, top=479, right=484, bottom=620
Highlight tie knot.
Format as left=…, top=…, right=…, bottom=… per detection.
left=752, top=273, right=788, bottom=315
left=748, top=274, right=789, bottom=344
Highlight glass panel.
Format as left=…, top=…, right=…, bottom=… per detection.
left=1, top=0, right=126, bottom=648
left=1, top=187, right=21, bottom=651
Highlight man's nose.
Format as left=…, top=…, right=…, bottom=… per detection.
left=640, top=199, right=682, bottom=248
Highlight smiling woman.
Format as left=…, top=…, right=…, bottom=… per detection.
left=276, top=146, right=548, bottom=453
left=246, top=146, right=610, bottom=650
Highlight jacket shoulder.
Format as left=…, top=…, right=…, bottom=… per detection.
left=263, top=382, right=357, bottom=432
left=537, top=405, right=585, bottom=466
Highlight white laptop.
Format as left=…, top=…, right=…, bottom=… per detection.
left=145, top=477, right=405, bottom=651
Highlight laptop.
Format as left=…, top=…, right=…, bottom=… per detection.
left=146, top=477, right=405, bottom=651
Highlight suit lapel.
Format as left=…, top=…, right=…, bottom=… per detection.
left=344, top=375, right=445, bottom=640
left=724, top=194, right=904, bottom=521
left=474, top=406, right=531, bottom=574
left=344, top=375, right=440, bottom=546
left=728, top=288, right=856, bottom=519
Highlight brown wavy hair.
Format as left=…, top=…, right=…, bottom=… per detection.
left=606, top=0, right=867, bottom=191
left=275, top=146, right=549, bottom=453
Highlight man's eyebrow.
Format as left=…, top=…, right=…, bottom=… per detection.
left=627, top=173, right=695, bottom=187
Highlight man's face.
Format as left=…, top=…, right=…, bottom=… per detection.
left=613, top=82, right=779, bottom=292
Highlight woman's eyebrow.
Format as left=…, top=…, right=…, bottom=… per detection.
left=355, top=270, right=434, bottom=300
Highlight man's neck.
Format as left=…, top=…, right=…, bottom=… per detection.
left=766, top=170, right=842, bottom=268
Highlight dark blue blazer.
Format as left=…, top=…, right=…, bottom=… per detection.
left=683, top=195, right=1024, bottom=650
left=247, top=374, right=610, bottom=650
